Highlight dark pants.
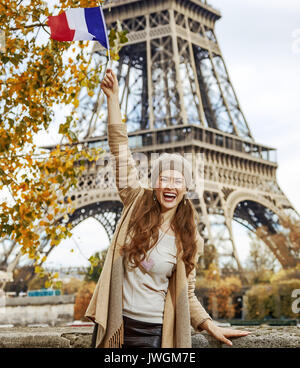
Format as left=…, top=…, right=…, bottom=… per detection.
left=90, top=315, right=163, bottom=348
left=122, top=315, right=163, bottom=348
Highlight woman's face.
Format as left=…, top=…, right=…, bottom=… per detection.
left=154, top=170, right=187, bottom=212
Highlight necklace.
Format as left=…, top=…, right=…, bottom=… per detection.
left=141, top=224, right=171, bottom=273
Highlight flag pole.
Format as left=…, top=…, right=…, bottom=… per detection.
left=108, top=49, right=112, bottom=68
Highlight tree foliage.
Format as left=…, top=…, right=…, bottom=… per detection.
left=245, top=264, right=300, bottom=320
left=4, top=265, right=34, bottom=294
left=0, top=0, right=127, bottom=286
left=85, top=249, right=108, bottom=283
left=61, top=276, right=83, bottom=295
left=73, top=280, right=96, bottom=321
left=196, top=263, right=242, bottom=319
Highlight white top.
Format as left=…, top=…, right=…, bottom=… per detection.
left=122, top=229, right=177, bottom=323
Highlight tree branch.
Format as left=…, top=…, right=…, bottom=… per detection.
left=9, top=23, right=48, bottom=31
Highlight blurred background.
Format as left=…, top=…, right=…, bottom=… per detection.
left=0, top=0, right=299, bottom=328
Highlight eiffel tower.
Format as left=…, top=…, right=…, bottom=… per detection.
left=41, top=0, right=299, bottom=278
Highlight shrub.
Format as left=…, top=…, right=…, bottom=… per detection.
left=61, top=277, right=83, bottom=295
left=245, top=278, right=300, bottom=319
left=73, top=281, right=96, bottom=321
left=196, top=264, right=242, bottom=319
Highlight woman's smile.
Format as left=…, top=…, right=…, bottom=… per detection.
left=162, top=191, right=177, bottom=202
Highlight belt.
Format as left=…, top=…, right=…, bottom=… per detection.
left=122, top=315, right=162, bottom=348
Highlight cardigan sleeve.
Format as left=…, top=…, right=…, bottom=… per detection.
left=107, top=122, right=142, bottom=207
left=188, top=266, right=212, bottom=332
left=187, top=232, right=213, bottom=332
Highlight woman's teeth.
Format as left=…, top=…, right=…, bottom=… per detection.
left=163, top=193, right=177, bottom=202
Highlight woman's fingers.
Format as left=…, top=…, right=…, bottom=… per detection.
left=101, top=80, right=109, bottom=89
left=102, top=76, right=113, bottom=89
left=214, top=331, right=233, bottom=346
left=209, top=326, right=251, bottom=347
left=106, top=68, right=117, bottom=83
left=103, top=73, right=113, bottom=84
left=106, top=73, right=114, bottom=83
left=222, top=337, right=233, bottom=346
left=107, top=68, right=115, bottom=77
left=101, top=69, right=118, bottom=97
left=101, top=84, right=109, bottom=94
left=223, top=328, right=251, bottom=337
left=103, top=75, right=111, bottom=84
left=219, top=329, right=251, bottom=346
left=101, top=80, right=111, bottom=92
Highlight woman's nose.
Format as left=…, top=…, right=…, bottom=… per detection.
left=163, top=178, right=175, bottom=188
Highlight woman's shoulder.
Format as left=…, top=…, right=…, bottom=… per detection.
left=119, top=185, right=147, bottom=207
left=134, top=186, right=153, bottom=203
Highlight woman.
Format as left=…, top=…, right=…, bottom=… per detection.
left=85, top=69, right=251, bottom=348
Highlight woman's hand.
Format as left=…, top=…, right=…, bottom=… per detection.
left=101, top=68, right=119, bottom=99
left=200, top=319, right=251, bottom=346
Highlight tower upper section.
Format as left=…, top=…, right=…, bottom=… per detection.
left=99, top=0, right=252, bottom=140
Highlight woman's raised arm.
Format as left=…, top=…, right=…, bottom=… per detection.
left=101, top=69, right=142, bottom=206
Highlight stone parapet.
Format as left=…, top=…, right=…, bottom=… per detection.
left=4, top=295, right=75, bottom=306
left=0, top=326, right=299, bottom=348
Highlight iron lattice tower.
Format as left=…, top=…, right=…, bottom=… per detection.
left=42, top=0, right=299, bottom=277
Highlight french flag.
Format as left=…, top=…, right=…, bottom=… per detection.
left=47, top=7, right=109, bottom=49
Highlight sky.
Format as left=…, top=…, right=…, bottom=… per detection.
left=44, top=0, right=300, bottom=270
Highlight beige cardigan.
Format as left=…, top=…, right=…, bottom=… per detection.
left=85, top=122, right=212, bottom=348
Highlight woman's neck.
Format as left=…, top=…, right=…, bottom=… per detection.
left=160, top=206, right=177, bottom=225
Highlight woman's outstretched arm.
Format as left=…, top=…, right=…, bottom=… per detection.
left=188, top=233, right=252, bottom=346
left=101, top=69, right=142, bottom=206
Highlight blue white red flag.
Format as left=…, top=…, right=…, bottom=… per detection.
left=47, top=7, right=109, bottom=50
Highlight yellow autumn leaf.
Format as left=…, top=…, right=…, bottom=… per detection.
left=47, top=213, right=53, bottom=221
left=34, top=266, right=42, bottom=273
left=73, top=98, right=79, bottom=108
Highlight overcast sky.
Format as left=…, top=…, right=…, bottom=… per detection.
left=44, top=0, right=300, bottom=269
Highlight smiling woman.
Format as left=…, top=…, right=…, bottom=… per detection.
left=85, top=69, right=251, bottom=348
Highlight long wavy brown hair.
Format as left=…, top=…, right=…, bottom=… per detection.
left=119, top=189, right=200, bottom=278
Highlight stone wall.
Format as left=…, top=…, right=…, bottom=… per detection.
left=0, top=295, right=75, bottom=326
left=0, top=325, right=299, bottom=348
